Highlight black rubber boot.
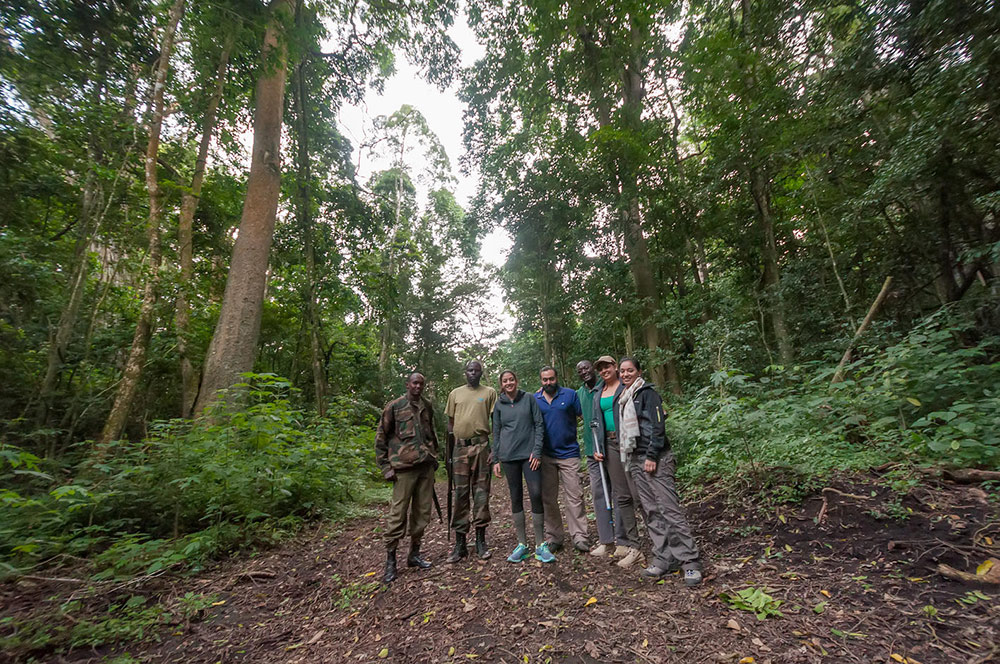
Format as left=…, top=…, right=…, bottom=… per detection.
left=407, top=541, right=432, bottom=569
left=475, top=526, right=491, bottom=560
left=383, top=549, right=398, bottom=584
left=447, top=533, right=468, bottom=563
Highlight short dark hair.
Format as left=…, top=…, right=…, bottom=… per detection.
left=499, top=369, right=517, bottom=384
left=465, top=359, right=482, bottom=370
left=539, top=365, right=557, bottom=377
left=618, top=356, right=641, bottom=371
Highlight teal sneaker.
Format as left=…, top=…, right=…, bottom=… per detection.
left=506, top=543, right=530, bottom=563
left=535, top=541, right=556, bottom=563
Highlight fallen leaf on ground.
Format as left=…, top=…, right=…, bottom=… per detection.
left=739, top=657, right=755, bottom=664
left=820, top=589, right=831, bottom=598
left=378, top=647, right=388, bottom=658
left=726, top=619, right=741, bottom=631
left=584, top=596, right=597, bottom=607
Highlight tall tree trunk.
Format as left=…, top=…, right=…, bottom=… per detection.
left=749, top=167, right=794, bottom=365
left=292, top=49, right=327, bottom=416
left=194, top=0, right=292, bottom=416
left=578, top=18, right=681, bottom=394
left=99, top=0, right=185, bottom=447
left=176, top=38, right=232, bottom=418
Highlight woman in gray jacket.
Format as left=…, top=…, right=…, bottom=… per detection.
left=491, top=370, right=554, bottom=563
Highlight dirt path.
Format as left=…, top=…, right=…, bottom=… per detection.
left=5, top=473, right=999, bottom=663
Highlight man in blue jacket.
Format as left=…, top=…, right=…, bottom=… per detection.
left=535, top=366, right=588, bottom=552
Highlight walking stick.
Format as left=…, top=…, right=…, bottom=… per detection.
left=591, top=423, right=612, bottom=511
left=446, top=431, right=455, bottom=541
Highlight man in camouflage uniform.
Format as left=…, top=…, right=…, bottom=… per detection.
left=375, top=372, right=439, bottom=583
left=445, top=360, right=498, bottom=562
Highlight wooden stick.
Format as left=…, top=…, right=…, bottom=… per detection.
left=831, top=276, right=893, bottom=384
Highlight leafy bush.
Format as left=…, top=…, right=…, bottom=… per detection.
left=671, top=304, right=1000, bottom=488
left=1, top=374, right=380, bottom=578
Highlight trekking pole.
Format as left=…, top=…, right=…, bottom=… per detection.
left=591, top=423, right=612, bottom=511
left=446, top=431, right=455, bottom=541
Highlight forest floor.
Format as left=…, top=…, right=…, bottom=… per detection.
left=3, top=470, right=1000, bottom=664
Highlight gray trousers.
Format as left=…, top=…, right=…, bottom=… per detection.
left=587, top=457, right=615, bottom=545
left=605, top=439, right=640, bottom=548
left=628, top=451, right=700, bottom=570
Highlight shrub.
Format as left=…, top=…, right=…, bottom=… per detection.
left=1, top=374, right=380, bottom=578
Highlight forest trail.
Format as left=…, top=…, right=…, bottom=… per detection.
left=6, top=473, right=999, bottom=664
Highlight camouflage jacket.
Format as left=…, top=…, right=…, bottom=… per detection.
left=374, top=395, right=439, bottom=474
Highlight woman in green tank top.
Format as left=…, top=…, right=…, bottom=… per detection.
left=592, top=356, right=642, bottom=569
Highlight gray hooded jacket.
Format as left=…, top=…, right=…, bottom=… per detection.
left=491, top=389, right=544, bottom=462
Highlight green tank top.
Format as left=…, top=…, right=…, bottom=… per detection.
left=600, top=395, right=616, bottom=432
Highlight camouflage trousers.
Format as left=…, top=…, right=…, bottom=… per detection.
left=450, top=440, right=492, bottom=534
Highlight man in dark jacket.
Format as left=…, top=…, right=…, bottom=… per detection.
left=375, top=372, right=439, bottom=583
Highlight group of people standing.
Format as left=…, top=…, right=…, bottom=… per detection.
left=373, top=358, right=702, bottom=587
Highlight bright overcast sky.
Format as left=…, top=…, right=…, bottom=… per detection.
left=337, top=10, right=511, bottom=270
left=336, top=8, right=514, bottom=341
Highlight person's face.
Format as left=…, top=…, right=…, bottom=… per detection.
left=406, top=375, right=425, bottom=399
left=576, top=361, right=595, bottom=385
left=597, top=363, right=617, bottom=383
left=465, top=361, right=483, bottom=387
left=500, top=373, right=518, bottom=395
left=540, top=369, right=558, bottom=394
left=619, top=361, right=640, bottom=387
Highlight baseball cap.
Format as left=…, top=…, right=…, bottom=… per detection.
left=594, top=355, right=617, bottom=368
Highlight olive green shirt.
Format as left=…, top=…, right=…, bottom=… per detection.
left=446, top=384, right=497, bottom=439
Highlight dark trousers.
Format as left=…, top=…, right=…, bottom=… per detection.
left=384, top=462, right=435, bottom=550
left=629, top=452, right=700, bottom=569
left=501, top=459, right=543, bottom=514
left=605, top=436, right=641, bottom=548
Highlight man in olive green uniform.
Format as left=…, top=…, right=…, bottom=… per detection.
left=445, top=360, right=497, bottom=562
left=375, top=372, right=439, bottom=583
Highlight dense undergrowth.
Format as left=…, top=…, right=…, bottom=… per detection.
left=1, top=375, right=383, bottom=581
left=671, top=303, right=1000, bottom=496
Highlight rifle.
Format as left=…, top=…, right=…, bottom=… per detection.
left=446, top=430, right=455, bottom=540
left=591, top=422, right=612, bottom=511
left=431, top=487, right=443, bottom=523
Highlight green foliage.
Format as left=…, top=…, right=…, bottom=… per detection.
left=1, top=374, right=378, bottom=579
left=720, top=587, right=785, bottom=620
left=671, top=304, right=1000, bottom=487
left=0, top=592, right=218, bottom=654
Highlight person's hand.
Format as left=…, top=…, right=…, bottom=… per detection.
left=643, top=459, right=657, bottom=474
left=493, top=463, right=501, bottom=478
left=529, top=455, right=540, bottom=471
left=593, top=452, right=604, bottom=462
left=383, top=468, right=397, bottom=482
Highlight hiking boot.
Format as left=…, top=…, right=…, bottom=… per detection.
left=535, top=541, right=556, bottom=563
left=407, top=544, right=432, bottom=569
left=616, top=547, right=644, bottom=569
left=589, top=543, right=611, bottom=557
left=475, top=527, right=491, bottom=560
left=447, top=533, right=468, bottom=563
left=683, top=569, right=703, bottom=587
left=612, top=545, right=630, bottom=557
left=545, top=540, right=564, bottom=553
left=383, top=549, right=398, bottom=584
left=506, top=543, right=530, bottom=563
left=573, top=538, right=590, bottom=553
